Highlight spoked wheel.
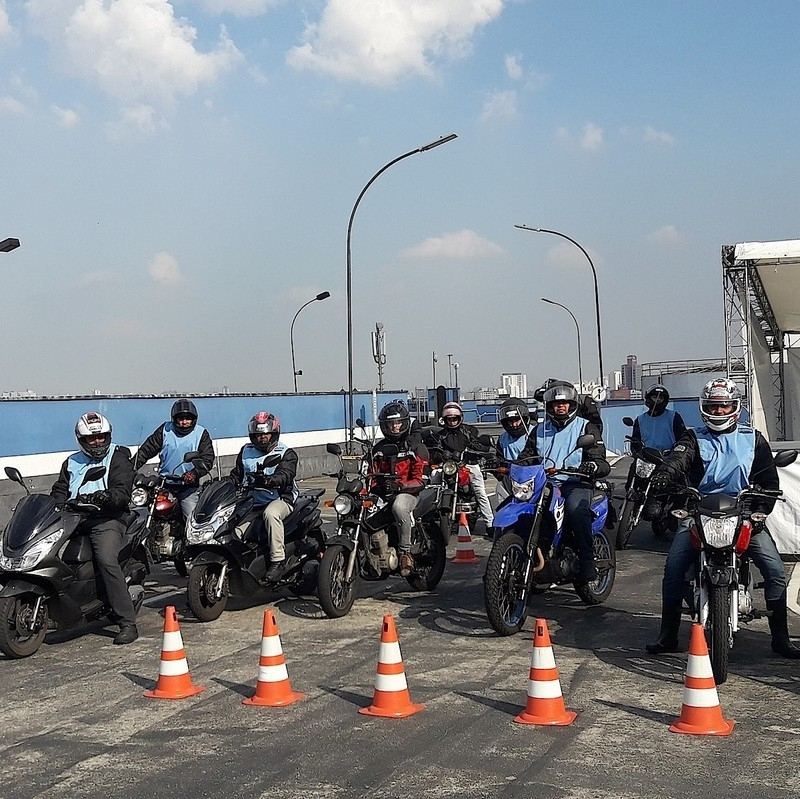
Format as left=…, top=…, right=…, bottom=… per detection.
left=575, top=531, right=616, bottom=605
left=317, top=544, right=358, bottom=618
left=483, top=532, right=529, bottom=636
left=707, top=584, right=732, bottom=685
left=187, top=563, right=229, bottom=622
left=0, top=594, right=48, bottom=658
left=406, top=524, right=447, bottom=592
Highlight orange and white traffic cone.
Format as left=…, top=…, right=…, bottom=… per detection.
left=451, top=512, right=481, bottom=565
left=359, top=614, right=424, bottom=718
left=669, top=623, right=735, bottom=735
left=514, top=618, right=577, bottom=726
left=144, top=605, right=205, bottom=700
left=243, top=609, right=305, bottom=707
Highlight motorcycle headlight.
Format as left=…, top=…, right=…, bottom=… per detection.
left=333, top=494, right=355, bottom=516
left=0, top=529, right=63, bottom=571
left=186, top=505, right=235, bottom=544
left=635, top=459, right=656, bottom=479
left=512, top=479, right=535, bottom=502
left=130, top=487, right=149, bottom=507
left=442, top=460, right=458, bottom=477
left=699, top=515, right=738, bottom=548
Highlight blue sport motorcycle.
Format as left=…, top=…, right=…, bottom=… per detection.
left=483, top=433, right=617, bottom=636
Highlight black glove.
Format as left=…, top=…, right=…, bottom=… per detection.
left=579, top=461, right=598, bottom=476
left=651, top=471, right=672, bottom=492
left=383, top=477, right=403, bottom=495
left=182, top=470, right=198, bottom=485
left=85, top=490, right=111, bottom=508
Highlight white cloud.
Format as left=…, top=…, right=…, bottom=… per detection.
left=649, top=225, right=685, bottom=247
left=644, top=125, right=676, bottom=146
left=200, top=0, right=283, bottom=15
left=287, top=0, right=505, bottom=86
left=52, top=104, right=80, bottom=127
left=148, top=251, right=185, bottom=285
left=481, top=89, right=517, bottom=123
left=401, top=229, right=505, bottom=260
left=505, top=52, right=522, bottom=80
left=0, top=95, right=26, bottom=115
left=581, top=122, right=604, bottom=151
left=545, top=242, right=602, bottom=271
left=0, top=1, right=12, bottom=39
left=26, top=0, right=242, bottom=113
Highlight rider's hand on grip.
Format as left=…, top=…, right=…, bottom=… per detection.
left=579, top=461, right=598, bottom=476
left=182, top=470, right=198, bottom=485
left=651, top=471, right=671, bottom=492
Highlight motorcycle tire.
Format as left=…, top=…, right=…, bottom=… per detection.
left=483, top=532, right=529, bottom=636
left=650, top=518, right=668, bottom=538
left=615, top=498, right=638, bottom=550
left=187, top=563, right=229, bottom=622
left=317, top=544, right=358, bottom=618
left=405, top=524, right=447, bottom=592
left=574, top=531, right=616, bottom=606
left=173, top=555, right=189, bottom=578
left=707, top=584, right=731, bottom=685
left=0, top=594, right=48, bottom=659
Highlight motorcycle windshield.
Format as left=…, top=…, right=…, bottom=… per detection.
left=193, top=480, right=238, bottom=523
left=5, top=494, right=62, bottom=550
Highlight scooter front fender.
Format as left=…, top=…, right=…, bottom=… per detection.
left=0, top=577, right=48, bottom=598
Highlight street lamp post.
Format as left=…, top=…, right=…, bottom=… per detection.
left=290, top=291, right=330, bottom=393
left=346, top=133, right=458, bottom=450
left=516, top=225, right=604, bottom=393
left=541, top=297, right=584, bottom=392
left=0, top=238, right=21, bottom=253
left=453, top=362, right=459, bottom=393
left=447, top=353, right=453, bottom=387
left=432, top=351, right=438, bottom=388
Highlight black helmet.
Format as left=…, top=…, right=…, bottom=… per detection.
left=498, top=398, right=530, bottom=437
left=543, top=383, right=579, bottom=426
left=171, top=399, right=198, bottom=435
left=378, top=401, right=411, bottom=441
left=644, top=384, right=669, bottom=416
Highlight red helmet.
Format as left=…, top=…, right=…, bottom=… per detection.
left=248, top=411, right=281, bottom=453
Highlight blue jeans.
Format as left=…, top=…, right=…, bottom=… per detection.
left=560, top=482, right=594, bottom=564
left=662, top=521, right=787, bottom=606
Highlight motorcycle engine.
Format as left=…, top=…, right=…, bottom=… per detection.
left=366, top=530, right=398, bottom=576
left=738, top=584, right=753, bottom=617
left=556, top=547, right=580, bottom=582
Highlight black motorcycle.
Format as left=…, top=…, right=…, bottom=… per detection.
left=131, top=450, right=208, bottom=576
left=183, top=467, right=325, bottom=622
left=0, top=465, right=150, bottom=658
left=317, top=429, right=447, bottom=619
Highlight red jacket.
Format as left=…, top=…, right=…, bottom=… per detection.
left=371, top=436, right=428, bottom=495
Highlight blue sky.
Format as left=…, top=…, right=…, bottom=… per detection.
left=2, top=1, right=799, bottom=397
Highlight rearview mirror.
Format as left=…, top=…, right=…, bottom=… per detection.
left=327, top=443, right=342, bottom=456
left=622, top=416, right=634, bottom=427
left=575, top=433, right=596, bottom=449
left=82, top=467, right=107, bottom=485
left=774, top=449, right=798, bottom=468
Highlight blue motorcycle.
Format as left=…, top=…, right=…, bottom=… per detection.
left=483, top=433, right=617, bottom=635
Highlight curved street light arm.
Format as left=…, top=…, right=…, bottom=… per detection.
left=291, top=292, right=330, bottom=393
left=541, top=297, right=584, bottom=392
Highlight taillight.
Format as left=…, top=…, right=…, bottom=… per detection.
left=689, top=525, right=702, bottom=550
left=735, top=519, right=752, bottom=554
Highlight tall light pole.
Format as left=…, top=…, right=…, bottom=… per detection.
left=453, top=362, right=459, bottom=394
left=1, top=238, right=21, bottom=253
left=447, top=353, right=453, bottom=387
left=432, top=350, right=438, bottom=388
left=516, top=225, right=604, bottom=394
left=290, top=291, right=330, bottom=393
left=541, top=297, right=584, bottom=392
left=346, top=133, right=458, bottom=450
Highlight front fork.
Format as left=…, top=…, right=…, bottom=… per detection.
left=696, top=551, right=740, bottom=633
left=343, top=509, right=366, bottom=582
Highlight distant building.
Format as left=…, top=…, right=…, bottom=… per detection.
left=621, top=355, right=642, bottom=392
left=501, top=373, right=527, bottom=399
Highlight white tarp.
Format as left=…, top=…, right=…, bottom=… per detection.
left=768, top=451, right=800, bottom=556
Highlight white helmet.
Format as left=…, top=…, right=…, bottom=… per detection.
left=699, top=379, right=741, bottom=433
left=75, top=412, right=113, bottom=459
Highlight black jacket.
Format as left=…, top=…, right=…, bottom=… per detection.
left=133, top=423, right=215, bottom=474
left=431, top=423, right=487, bottom=460
left=51, top=446, right=134, bottom=518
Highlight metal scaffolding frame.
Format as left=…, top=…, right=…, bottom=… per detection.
left=721, top=244, right=786, bottom=439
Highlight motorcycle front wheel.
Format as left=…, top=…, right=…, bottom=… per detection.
left=483, top=532, right=529, bottom=636
left=187, top=563, right=229, bottom=622
left=0, top=594, right=48, bottom=658
left=405, top=524, right=447, bottom=592
left=707, top=584, right=732, bottom=685
left=574, top=531, right=616, bottom=606
left=317, top=544, right=358, bottom=618
left=616, top=497, right=639, bottom=550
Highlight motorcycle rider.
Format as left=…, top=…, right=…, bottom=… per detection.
left=646, top=378, right=800, bottom=658
left=229, top=412, right=299, bottom=582
left=50, top=412, right=138, bottom=645
left=494, top=397, right=531, bottom=504
left=133, top=399, right=215, bottom=521
left=518, top=382, right=610, bottom=582
left=432, top=401, right=494, bottom=531
left=627, top=384, right=687, bottom=521
left=372, top=401, right=429, bottom=577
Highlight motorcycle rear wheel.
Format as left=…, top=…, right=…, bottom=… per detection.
left=317, top=544, right=358, bottom=618
left=574, top=531, right=616, bottom=605
left=707, top=584, right=731, bottom=685
left=405, top=524, right=447, bottom=592
left=615, top=498, right=639, bottom=550
left=187, top=563, right=229, bottom=622
left=483, top=532, right=529, bottom=636
left=0, top=594, right=48, bottom=658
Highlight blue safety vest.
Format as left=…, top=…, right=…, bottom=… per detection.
left=695, top=425, right=755, bottom=496
left=241, top=442, right=299, bottom=507
left=67, top=447, right=116, bottom=498
left=637, top=409, right=678, bottom=451
left=498, top=431, right=527, bottom=462
left=536, top=418, right=588, bottom=484
left=159, top=422, right=206, bottom=477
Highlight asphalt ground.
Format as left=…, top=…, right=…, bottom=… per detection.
left=2, top=458, right=800, bottom=799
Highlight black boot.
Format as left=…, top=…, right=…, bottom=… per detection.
left=766, top=593, right=800, bottom=658
left=263, top=559, right=287, bottom=582
left=646, top=605, right=682, bottom=654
